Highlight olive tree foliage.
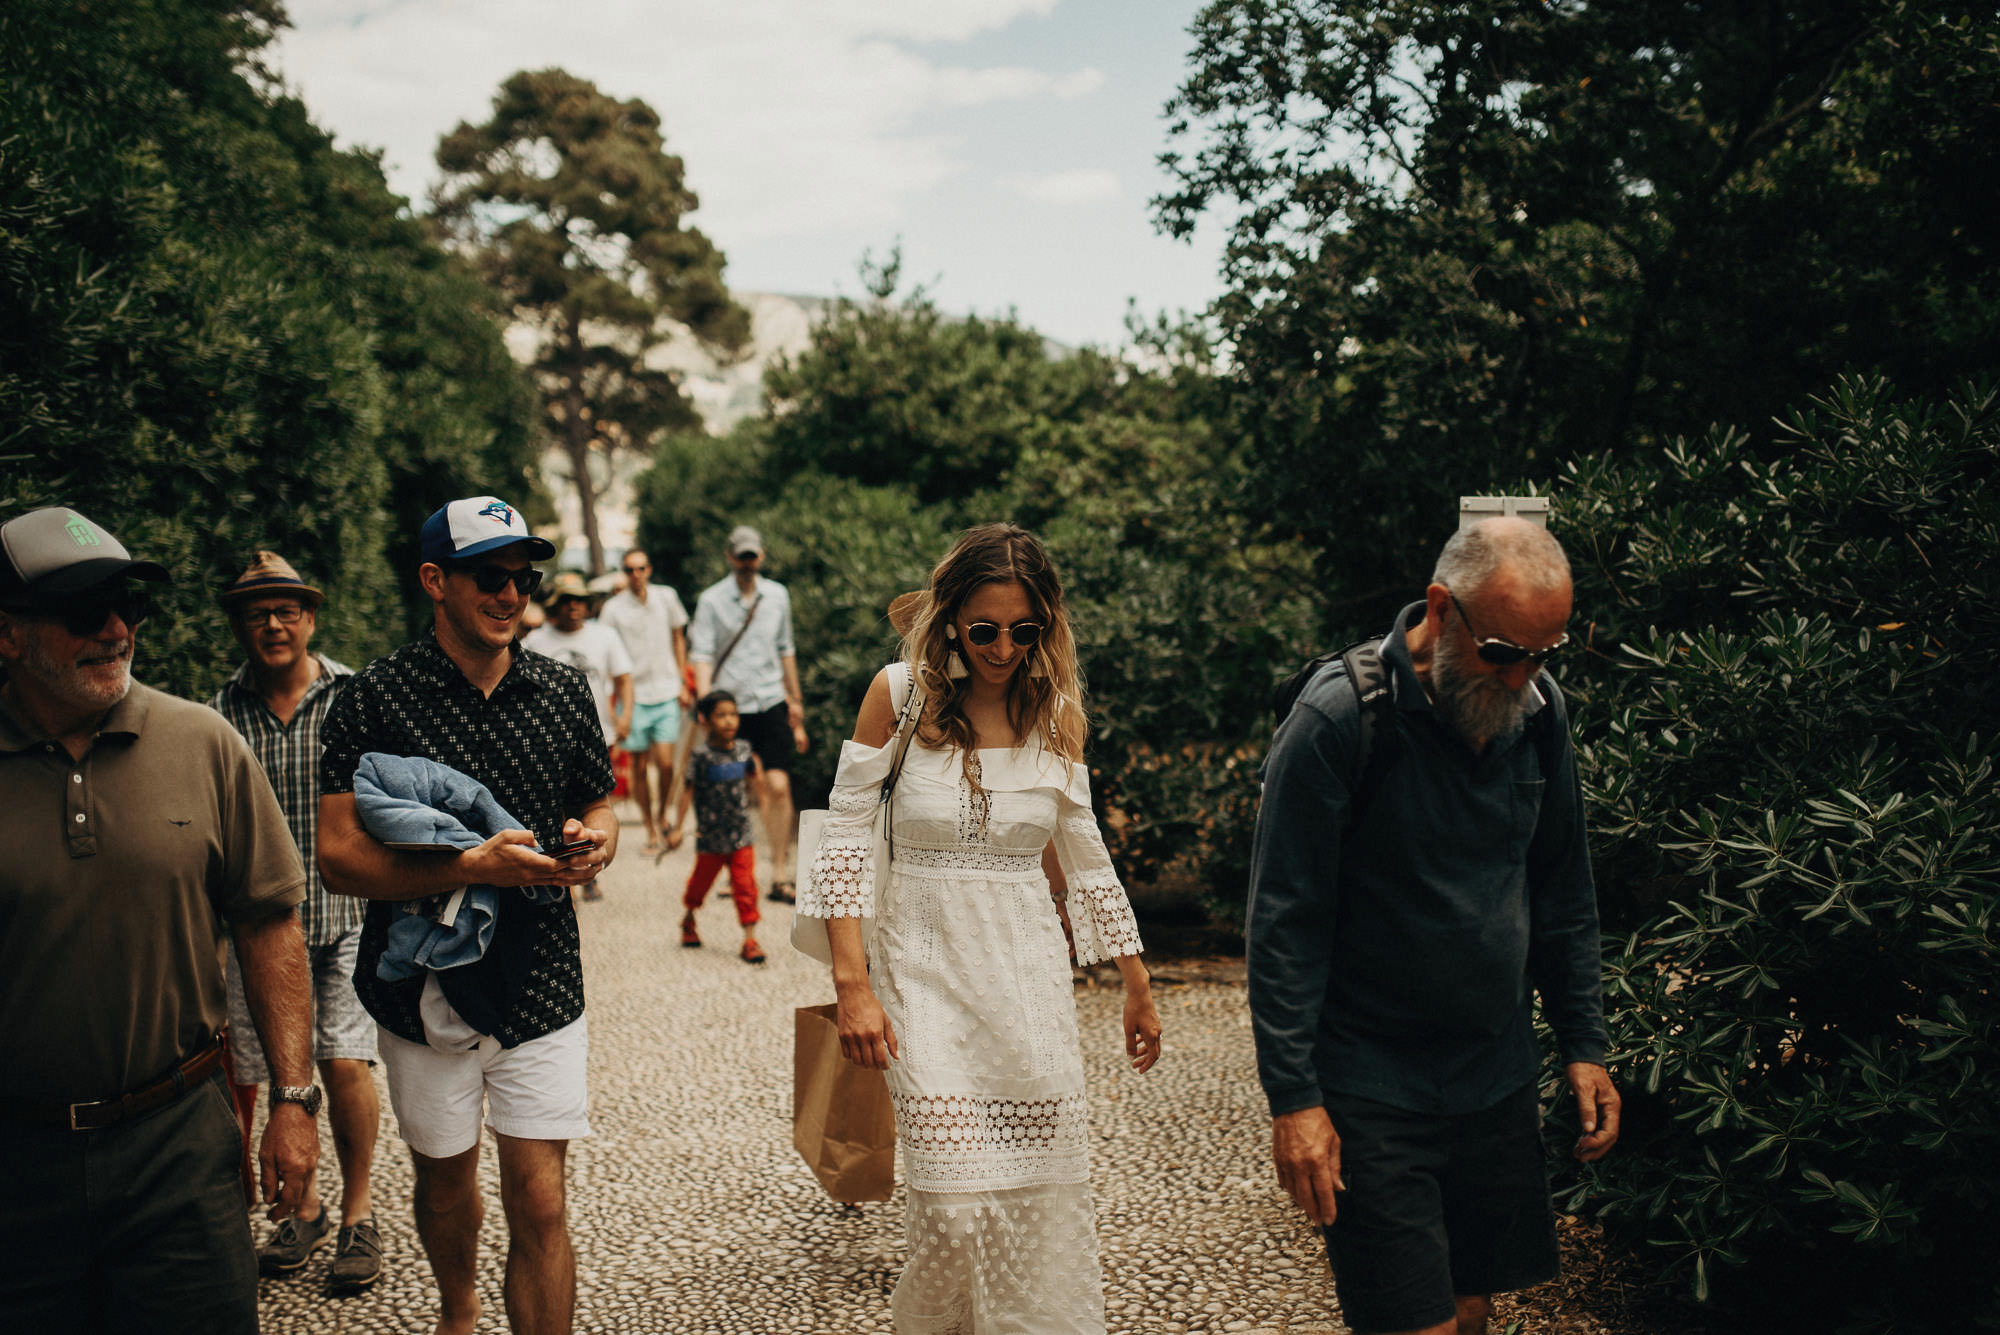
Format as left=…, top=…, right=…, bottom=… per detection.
left=434, top=69, right=749, bottom=574
left=0, top=0, right=538, bottom=693
left=634, top=267, right=1317, bottom=901
left=1550, top=377, right=2000, bottom=1328
left=1157, top=0, right=2000, bottom=630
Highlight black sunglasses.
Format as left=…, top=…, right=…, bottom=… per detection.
left=622, top=563, right=649, bottom=574
left=963, top=620, right=1043, bottom=649
left=1447, top=589, right=1567, bottom=667
left=450, top=563, right=543, bottom=597
left=7, top=588, right=151, bottom=637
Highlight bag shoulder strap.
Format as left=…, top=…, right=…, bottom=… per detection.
left=1338, top=639, right=1402, bottom=832
left=709, top=590, right=764, bottom=679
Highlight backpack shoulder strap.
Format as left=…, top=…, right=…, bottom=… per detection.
left=1337, top=640, right=1402, bottom=829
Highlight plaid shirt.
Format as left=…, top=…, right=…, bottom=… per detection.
left=209, top=654, right=356, bottom=946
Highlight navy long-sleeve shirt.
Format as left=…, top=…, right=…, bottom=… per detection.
left=1246, top=603, right=1608, bottom=1117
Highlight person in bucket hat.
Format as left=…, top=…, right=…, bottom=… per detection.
left=0, top=507, right=319, bottom=1334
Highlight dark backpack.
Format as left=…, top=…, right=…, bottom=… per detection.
left=1271, top=639, right=1564, bottom=831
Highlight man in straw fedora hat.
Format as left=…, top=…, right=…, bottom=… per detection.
left=210, top=551, right=387, bottom=1293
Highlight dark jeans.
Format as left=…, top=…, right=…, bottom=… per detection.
left=0, top=1072, right=257, bottom=1334
left=1321, top=1081, right=1558, bottom=1334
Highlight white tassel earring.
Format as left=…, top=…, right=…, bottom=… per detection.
left=944, top=624, right=969, bottom=678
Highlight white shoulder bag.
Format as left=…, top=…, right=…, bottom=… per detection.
left=790, top=664, right=924, bottom=965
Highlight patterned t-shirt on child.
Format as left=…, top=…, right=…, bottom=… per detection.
left=691, top=739, right=755, bottom=856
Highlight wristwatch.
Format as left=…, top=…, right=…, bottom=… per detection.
left=271, top=1085, right=323, bottom=1117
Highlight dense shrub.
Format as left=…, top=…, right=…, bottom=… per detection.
left=1553, top=377, right=2000, bottom=1328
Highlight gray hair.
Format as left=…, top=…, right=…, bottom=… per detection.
left=1431, top=518, right=1570, bottom=598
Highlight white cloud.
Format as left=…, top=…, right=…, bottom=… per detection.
left=1007, top=168, right=1120, bottom=205
left=272, top=1, right=1102, bottom=241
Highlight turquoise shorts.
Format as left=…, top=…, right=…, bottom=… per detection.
left=624, top=699, right=683, bottom=751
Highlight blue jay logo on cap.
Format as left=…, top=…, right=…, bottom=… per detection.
left=476, top=500, right=517, bottom=527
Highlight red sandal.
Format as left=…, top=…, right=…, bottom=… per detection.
left=740, top=940, right=767, bottom=965
left=680, top=915, right=701, bottom=949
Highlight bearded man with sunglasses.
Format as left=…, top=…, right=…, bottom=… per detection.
left=316, top=496, right=616, bottom=1335
left=0, top=507, right=319, bottom=1334
left=1247, top=517, right=1618, bottom=1335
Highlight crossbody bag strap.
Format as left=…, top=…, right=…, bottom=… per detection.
left=878, top=663, right=924, bottom=871
left=708, top=591, right=764, bottom=680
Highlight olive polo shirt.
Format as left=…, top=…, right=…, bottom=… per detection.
left=0, top=681, right=307, bottom=1105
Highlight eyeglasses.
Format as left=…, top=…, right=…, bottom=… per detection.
left=450, top=564, right=543, bottom=596
left=622, top=563, right=649, bottom=575
left=963, top=620, right=1043, bottom=649
left=1447, top=589, right=1567, bottom=667
left=6, top=589, right=151, bottom=637
left=238, top=605, right=305, bottom=627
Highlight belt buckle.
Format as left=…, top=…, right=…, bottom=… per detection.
left=68, top=1101, right=88, bottom=1132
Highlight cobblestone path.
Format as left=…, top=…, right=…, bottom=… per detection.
left=250, top=803, right=1343, bottom=1333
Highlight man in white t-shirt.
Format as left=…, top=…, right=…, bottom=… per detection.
left=598, top=550, right=692, bottom=856
left=523, top=575, right=633, bottom=902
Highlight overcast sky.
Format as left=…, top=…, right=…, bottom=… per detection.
left=271, top=0, right=1226, bottom=349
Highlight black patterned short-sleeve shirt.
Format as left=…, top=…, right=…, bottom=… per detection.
left=319, top=630, right=615, bottom=1048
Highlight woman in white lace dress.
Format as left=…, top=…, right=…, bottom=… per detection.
left=800, top=523, right=1161, bottom=1333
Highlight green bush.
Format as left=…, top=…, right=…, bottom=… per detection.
left=631, top=277, right=1319, bottom=903
left=1553, top=377, right=2000, bottom=1328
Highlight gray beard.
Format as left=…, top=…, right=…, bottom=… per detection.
left=1430, top=631, right=1532, bottom=750
left=15, top=628, right=133, bottom=714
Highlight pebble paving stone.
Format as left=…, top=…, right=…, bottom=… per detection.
left=250, top=799, right=1345, bottom=1333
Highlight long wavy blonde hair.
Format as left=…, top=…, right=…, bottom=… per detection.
left=897, top=523, right=1087, bottom=769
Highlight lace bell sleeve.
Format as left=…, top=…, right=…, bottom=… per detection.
left=1051, top=766, right=1143, bottom=966
left=798, top=738, right=894, bottom=920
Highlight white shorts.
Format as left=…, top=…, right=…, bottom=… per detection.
left=376, top=981, right=591, bottom=1159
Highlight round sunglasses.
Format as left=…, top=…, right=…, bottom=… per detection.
left=962, top=620, right=1043, bottom=649
left=1447, top=589, right=1567, bottom=667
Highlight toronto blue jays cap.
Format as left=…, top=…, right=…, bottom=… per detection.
left=419, top=496, right=556, bottom=565
left=0, top=507, right=171, bottom=609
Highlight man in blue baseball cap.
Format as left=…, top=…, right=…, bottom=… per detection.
left=316, top=496, right=615, bottom=1335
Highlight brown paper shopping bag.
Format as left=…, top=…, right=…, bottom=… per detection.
left=792, top=1003, right=897, bottom=1203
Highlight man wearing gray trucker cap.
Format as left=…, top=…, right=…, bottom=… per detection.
left=0, top=506, right=320, bottom=1334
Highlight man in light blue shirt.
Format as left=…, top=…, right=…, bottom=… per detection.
left=688, top=526, right=807, bottom=902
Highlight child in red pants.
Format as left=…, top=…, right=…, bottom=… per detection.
left=666, top=690, right=767, bottom=963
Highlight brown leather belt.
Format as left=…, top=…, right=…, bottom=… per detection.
left=2, top=1037, right=226, bottom=1131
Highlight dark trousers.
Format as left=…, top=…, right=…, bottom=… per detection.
left=0, top=1072, right=257, bottom=1334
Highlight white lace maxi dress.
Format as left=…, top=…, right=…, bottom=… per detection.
left=801, top=694, right=1143, bottom=1333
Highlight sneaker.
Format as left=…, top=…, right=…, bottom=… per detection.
left=257, top=1207, right=333, bottom=1275
left=680, top=914, right=701, bottom=948
left=327, top=1217, right=383, bottom=1294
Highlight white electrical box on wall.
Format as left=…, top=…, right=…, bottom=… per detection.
left=1458, top=496, right=1550, bottom=530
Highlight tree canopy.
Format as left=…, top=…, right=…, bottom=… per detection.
left=433, top=68, right=749, bottom=573
left=0, top=0, right=539, bottom=693
left=1158, top=0, right=2000, bottom=626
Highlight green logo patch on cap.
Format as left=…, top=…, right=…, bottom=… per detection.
left=65, top=515, right=101, bottom=549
